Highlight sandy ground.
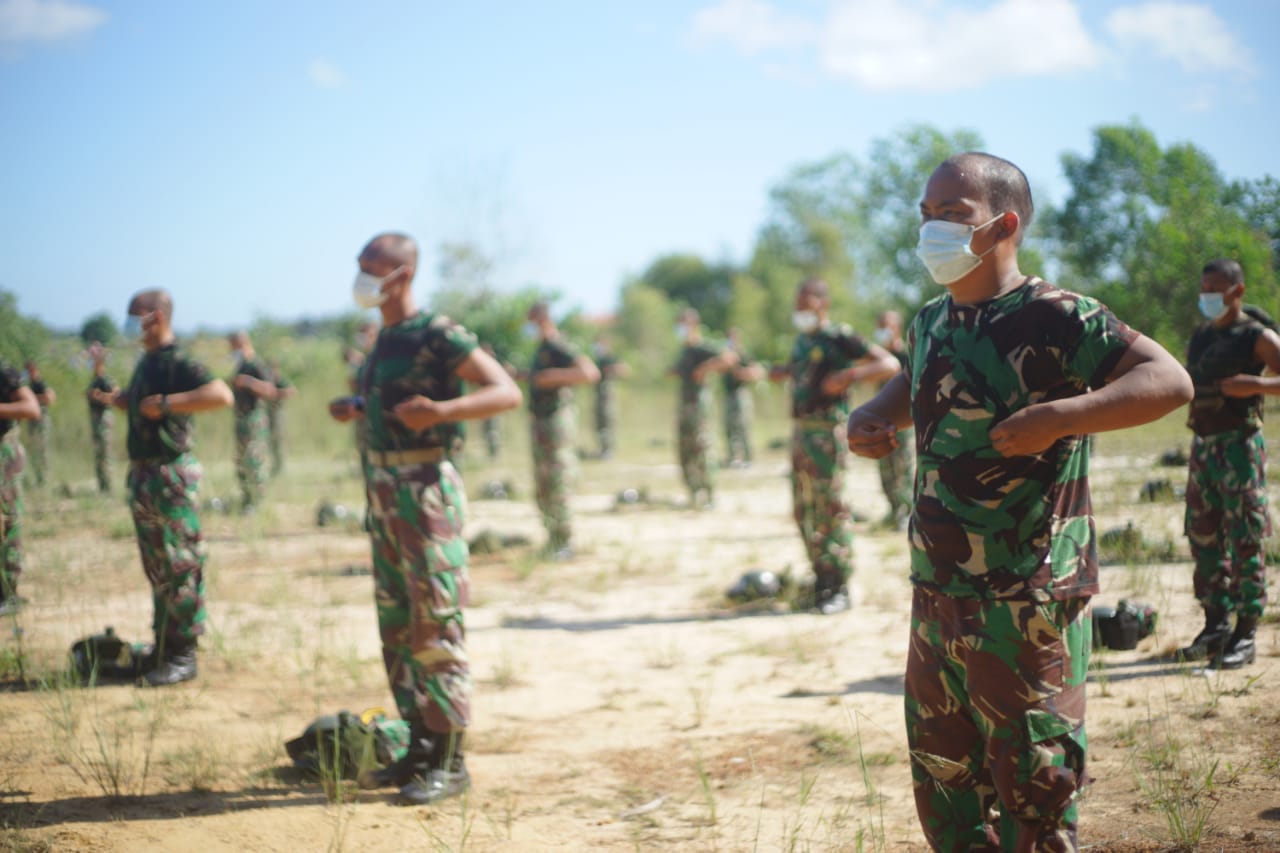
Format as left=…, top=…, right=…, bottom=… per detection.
left=1, top=440, right=1279, bottom=852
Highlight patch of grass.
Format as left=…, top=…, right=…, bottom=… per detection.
left=160, top=741, right=224, bottom=792
left=1130, top=705, right=1222, bottom=849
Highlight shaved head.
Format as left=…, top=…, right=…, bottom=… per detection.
left=798, top=277, right=829, bottom=301
left=129, top=289, right=173, bottom=321
left=937, top=152, right=1034, bottom=240
left=360, top=232, right=419, bottom=270
left=228, top=330, right=250, bottom=348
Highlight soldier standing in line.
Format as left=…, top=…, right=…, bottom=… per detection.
left=848, top=152, right=1191, bottom=850
left=591, top=334, right=629, bottom=460
left=1178, top=258, right=1280, bottom=670
left=86, top=342, right=117, bottom=494
left=228, top=331, right=279, bottom=514
left=722, top=327, right=765, bottom=469
left=23, top=360, right=55, bottom=487
left=0, top=361, right=40, bottom=615
left=265, top=359, right=296, bottom=478
left=672, top=308, right=738, bottom=510
left=774, top=279, right=898, bottom=614
left=330, top=232, right=520, bottom=806
left=525, top=302, right=600, bottom=559
left=96, top=289, right=233, bottom=686
left=873, top=310, right=914, bottom=529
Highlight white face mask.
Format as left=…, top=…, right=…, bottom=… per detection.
left=792, top=310, right=819, bottom=333
left=916, top=215, right=1003, bottom=285
left=352, top=267, right=399, bottom=309
left=1198, top=292, right=1228, bottom=321
left=522, top=321, right=540, bottom=340
left=873, top=327, right=894, bottom=345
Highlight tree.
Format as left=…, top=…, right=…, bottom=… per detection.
left=613, top=282, right=676, bottom=382
left=79, top=312, right=117, bottom=346
left=0, top=291, right=48, bottom=366
left=632, top=254, right=735, bottom=332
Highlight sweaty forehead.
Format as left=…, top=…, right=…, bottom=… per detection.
left=921, top=166, right=985, bottom=210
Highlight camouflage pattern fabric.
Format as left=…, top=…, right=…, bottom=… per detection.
left=674, top=342, right=722, bottom=504
left=124, top=344, right=214, bottom=462
left=594, top=354, right=619, bottom=457
left=0, top=431, right=25, bottom=599
left=906, top=588, right=1089, bottom=852
left=127, top=452, right=208, bottom=649
left=723, top=386, right=753, bottom=465
left=792, top=424, right=853, bottom=592
left=907, top=278, right=1137, bottom=601
left=88, top=374, right=116, bottom=493
left=877, top=428, right=914, bottom=525
left=24, top=410, right=49, bottom=487
left=1185, top=428, right=1270, bottom=617
left=234, top=406, right=269, bottom=510
left=366, top=460, right=471, bottom=734
left=1186, top=315, right=1266, bottom=436
left=788, top=324, right=871, bottom=424
left=532, top=406, right=577, bottom=550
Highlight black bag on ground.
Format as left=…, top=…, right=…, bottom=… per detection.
left=69, top=627, right=152, bottom=683
left=284, top=709, right=410, bottom=778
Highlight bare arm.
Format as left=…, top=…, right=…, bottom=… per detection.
left=532, top=355, right=602, bottom=389
left=0, top=387, right=40, bottom=422
left=138, top=379, right=234, bottom=420
left=36, top=387, right=56, bottom=407
left=733, top=362, right=767, bottom=383
left=233, top=374, right=280, bottom=401
left=1220, top=328, right=1280, bottom=397
left=392, top=347, right=523, bottom=431
left=691, top=349, right=739, bottom=383
left=988, top=334, right=1193, bottom=457
left=846, top=372, right=912, bottom=459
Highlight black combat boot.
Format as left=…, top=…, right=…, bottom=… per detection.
left=399, top=732, right=470, bottom=806
left=142, top=639, right=197, bottom=686
left=360, top=721, right=432, bottom=789
left=1216, top=614, right=1259, bottom=670
left=1176, top=604, right=1231, bottom=662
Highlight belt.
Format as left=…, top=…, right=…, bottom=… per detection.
left=367, top=447, right=446, bottom=467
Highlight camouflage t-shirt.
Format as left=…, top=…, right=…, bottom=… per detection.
left=232, top=356, right=270, bottom=416
left=125, top=344, right=216, bottom=461
left=907, top=277, right=1138, bottom=601
left=358, top=312, right=478, bottom=453
left=0, top=360, right=26, bottom=438
left=789, top=324, right=872, bottom=423
left=674, top=342, right=723, bottom=406
left=1186, top=315, right=1266, bottom=436
left=528, top=337, right=580, bottom=419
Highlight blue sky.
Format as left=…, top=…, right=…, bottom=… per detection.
left=1, top=0, right=1276, bottom=333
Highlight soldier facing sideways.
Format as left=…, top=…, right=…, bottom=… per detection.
left=722, top=327, right=765, bottom=469
left=773, top=279, right=899, bottom=614
left=0, top=362, right=40, bottom=615
left=1178, top=258, right=1280, bottom=670
left=847, top=152, right=1191, bottom=851
left=329, top=232, right=521, bottom=806
left=23, top=360, right=55, bottom=488
left=86, top=342, right=117, bottom=494
left=95, top=289, right=233, bottom=686
left=671, top=308, right=738, bottom=509
left=227, top=331, right=280, bottom=513
left=525, top=302, right=600, bottom=559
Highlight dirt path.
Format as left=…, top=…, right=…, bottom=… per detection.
left=1, top=449, right=1278, bottom=852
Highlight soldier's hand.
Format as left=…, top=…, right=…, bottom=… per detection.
left=233, top=374, right=255, bottom=390
left=988, top=404, right=1062, bottom=457
left=328, top=396, right=365, bottom=422
left=1219, top=374, right=1264, bottom=398
left=139, top=395, right=165, bottom=421
left=391, top=395, right=445, bottom=431
left=847, top=409, right=898, bottom=459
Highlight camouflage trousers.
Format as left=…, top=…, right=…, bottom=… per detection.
left=877, top=427, right=914, bottom=525
left=234, top=408, right=269, bottom=510
left=532, top=408, right=577, bottom=550
left=595, top=383, right=616, bottom=457
left=1185, top=429, right=1271, bottom=617
left=906, top=588, right=1089, bottom=853
left=365, top=459, right=471, bottom=735
left=91, top=409, right=113, bottom=493
left=24, top=413, right=48, bottom=487
left=127, top=453, right=208, bottom=649
left=678, top=395, right=715, bottom=505
left=0, top=432, right=25, bottom=599
left=791, top=423, right=853, bottom=591
left=267, top=405, right=284, bottom=477
left=724, top=387, right=753, bottom=465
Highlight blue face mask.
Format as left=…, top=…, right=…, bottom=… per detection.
left=522, top=322, right=539, bottom=340
left=123, top=314, right=145, bottom=339
left=1198, top=292, right=1227, bottom=321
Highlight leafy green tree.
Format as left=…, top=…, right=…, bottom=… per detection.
left=0, top=291, right=48, bottom=366
left=613, top=281, right=677, bottom=382
left=79, top=312, right=117, bottom=346
left=632, top=254, right=735, bottom=332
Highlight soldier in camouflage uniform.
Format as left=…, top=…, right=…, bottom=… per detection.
left=331, top=232, right=520, bottom=806
left=98, top=289, right=233, bottom=686
left=672, top=308, right=737, bottom=509
left=525, top=303, right=600, bottom=558
left=265, top=360, right=295, bottom=478
left=0, top=361, right=40, bottom=615
left=722, top=328, right=765, bottom=468
left=23, top=360, right=55, bottom=488
left=1178, top=258, right=1280, bottom=670
left=86, top=342, right=117, bottom=494
left=592, top=335, right=628, bottom=460
left=778, top=280, right=898, bottom=614
left=227, top=332, right=280, bottom=513
left=873, top=310, right=914, bottom=528
left=848, top=153, right=1191, bottom=852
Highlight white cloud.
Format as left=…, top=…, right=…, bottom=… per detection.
left=307, top=58, right=347, bottom=89
left=0, top=0, right=105, bottom=45
left=1104, top=2, right=1255, bottom=77
left=690, top=0, right=1102, bottom=93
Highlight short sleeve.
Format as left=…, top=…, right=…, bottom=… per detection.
left=173, top=355, right=215, bottom=393
left=1060, top=295, right=1140, bottom=388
